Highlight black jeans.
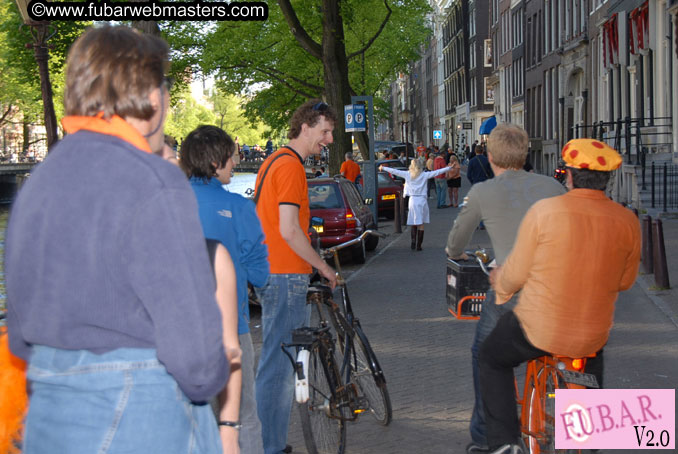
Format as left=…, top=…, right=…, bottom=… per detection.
left=478, top=311, right=604, bottom=449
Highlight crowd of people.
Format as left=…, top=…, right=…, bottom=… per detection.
left=3, top=24, right=641, bottom=454
left=4, top=26, right=337, bottom=454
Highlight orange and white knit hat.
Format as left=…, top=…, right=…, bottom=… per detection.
left=561, top=139, right=622, bottom=171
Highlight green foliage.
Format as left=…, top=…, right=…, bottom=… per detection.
left=0, top=1, right=88, bottom=126
left=199, top=0, right=431, bottom=133
left=164, top=86, right=216, bottom=142
left=165, top=86, right=269, bottom=147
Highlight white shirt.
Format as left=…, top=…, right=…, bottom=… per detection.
left=382, top=166, right=450, bottom=197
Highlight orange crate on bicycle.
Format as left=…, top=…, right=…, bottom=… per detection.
left=446, top=256, right=490, bottom=320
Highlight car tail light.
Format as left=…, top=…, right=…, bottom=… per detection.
left=345, top=210, right=356, bottom=228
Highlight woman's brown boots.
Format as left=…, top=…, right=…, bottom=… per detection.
left=416, top=230, right=424, bottom=251
left=410, top=226, right=417, bottom=250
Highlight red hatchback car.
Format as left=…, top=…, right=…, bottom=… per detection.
left=376, top=171, right=403, bottom=219
left=308, top=176, right=377, bottom=263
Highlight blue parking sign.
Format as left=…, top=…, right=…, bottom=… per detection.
left=345, top=104, right=366, bottom=132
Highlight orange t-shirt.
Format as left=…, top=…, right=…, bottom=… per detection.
left=255, top=148, right=312, bottom=274
left=340, top=159, right=361, bottom=183
left=416, top=145, right=426, bottom=157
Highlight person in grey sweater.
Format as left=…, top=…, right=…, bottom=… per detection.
left=5, top=26, right=231, bottom=454
left=446, top=124, right=566, bottom=454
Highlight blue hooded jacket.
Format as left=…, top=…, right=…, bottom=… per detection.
left=190, top=177, right=269, bottom=334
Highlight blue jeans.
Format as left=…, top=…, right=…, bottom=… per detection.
left=24, top=346, right=221, bottom=454
left=435, top=179, right=447, bottom=207
left=240, top=332, right=264, bottom=454
left=469, top=289, right=518, bottom=447
left=255, top=273, right=310, bottom=454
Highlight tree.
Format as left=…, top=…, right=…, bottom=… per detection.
left=208, top=89, right=270, bottom=146
left=164, top=87, right=217, bottom=142
left=0, top=1, right=88, bottom=151
left=164, top=86, right=269, bottom=147
left=200, top=0, right=431, bottom=174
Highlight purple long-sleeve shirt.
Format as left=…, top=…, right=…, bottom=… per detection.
left=5, top=130, right=229, bottom=402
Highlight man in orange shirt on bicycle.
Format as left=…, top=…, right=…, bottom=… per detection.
left=478, top=139, right=641, bottom=454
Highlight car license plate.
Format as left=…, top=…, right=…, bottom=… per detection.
left=312, top=225, right=324, bottom=233
left=382, top=194, right=396, bottom=200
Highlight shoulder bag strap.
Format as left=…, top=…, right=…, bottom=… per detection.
left=253, top=147, right=297, bottom=205
left=479, top=157, right=491, bottom=178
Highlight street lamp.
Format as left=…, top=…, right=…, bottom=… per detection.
left=14, top=0, right=58, bottom=150
left=401, top=109, right=411, bottom=165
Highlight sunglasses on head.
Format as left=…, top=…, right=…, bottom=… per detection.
left=312, top=101, right=329, bottom=112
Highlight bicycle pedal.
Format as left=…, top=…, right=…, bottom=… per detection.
left=295, top=349, right=310, bottom=403
left=354, top=396, right=369, bottom=414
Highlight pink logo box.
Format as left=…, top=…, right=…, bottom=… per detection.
left=555, top=389, right=675, bottom=450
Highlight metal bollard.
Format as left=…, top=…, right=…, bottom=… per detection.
left=641, top=215, right=653, bottom=274
left=394, top=193, right=402, bottom=233
left=401, top=195, right=407, bottom=226
left=652, top=219, right=670, bottom=289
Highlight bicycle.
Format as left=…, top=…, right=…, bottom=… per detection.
left=283, top=230, right=392, bottom=454
left=467, top=250, right=599, bottom=454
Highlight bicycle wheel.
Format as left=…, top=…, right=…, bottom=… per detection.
left=298, top=342, right=347, bottom=454
left=351, top=326, right=392, bottom=426
left=526, top=373, right=544, bottom=454
left=527, top=366, right=578, bottom=454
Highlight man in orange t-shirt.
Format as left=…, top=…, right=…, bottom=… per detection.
left=416, top=141, right=426, bottom=158
left=340, top=152, right=361, bottom=184
left=253, top=99, right=338, bottom=454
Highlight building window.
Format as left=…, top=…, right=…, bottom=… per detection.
left=470, top=43, right=476, bottom=69
left=485, top=77, right=494, bottom=104
left=470, top=9, right=476, bottom=38
left=471, top=77, right=477, bottom=107
left=484, top=39, right=493, bottom=67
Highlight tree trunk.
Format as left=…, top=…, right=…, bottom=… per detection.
left=22, top=119, right=29, bottom=155
left=322, top=0, right=353, bottom=176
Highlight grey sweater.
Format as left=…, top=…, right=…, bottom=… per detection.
left=446, top=169, right=566, bottom=264
left=5, top=130, right=229, bottom=402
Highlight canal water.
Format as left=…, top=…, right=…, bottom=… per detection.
left=0, top=172, right=258, bottom=317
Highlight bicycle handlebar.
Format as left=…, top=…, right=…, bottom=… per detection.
left=320, top=230, right=385, bottom=259
left=464, top=249, right=492, bottom=277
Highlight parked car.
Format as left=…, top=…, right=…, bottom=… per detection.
left=374, top=141, right=408, bottom=158
left=376, top=171, right=404, bottom=219
left=307, top=176, right=378, bottom=263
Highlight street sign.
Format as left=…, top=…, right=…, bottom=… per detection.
left=345, top=104, right=366, bottom=132
left=433, top=130, right=442, bottom=139
left=463, top=122, right=473, bottom=130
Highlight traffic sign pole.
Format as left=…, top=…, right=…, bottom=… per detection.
left=350, top=96, right=377, bottom=227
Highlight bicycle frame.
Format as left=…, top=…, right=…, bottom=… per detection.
left=321, top=230, right=387, bottom=386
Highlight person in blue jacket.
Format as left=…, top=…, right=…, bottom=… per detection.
left=467, top=145, right=494, bottom=185
left=181, top=125, right=270, bottom=454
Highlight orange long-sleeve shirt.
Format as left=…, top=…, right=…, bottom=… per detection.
left=494, top=189, right=641, bottom=357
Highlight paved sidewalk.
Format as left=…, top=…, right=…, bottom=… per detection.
left=635, top=215, right=678, bottom=328
left=250, top=177, right=678, bottom=454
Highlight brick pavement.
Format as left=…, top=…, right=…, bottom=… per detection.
left=250, top=177, right=678, bottom=454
